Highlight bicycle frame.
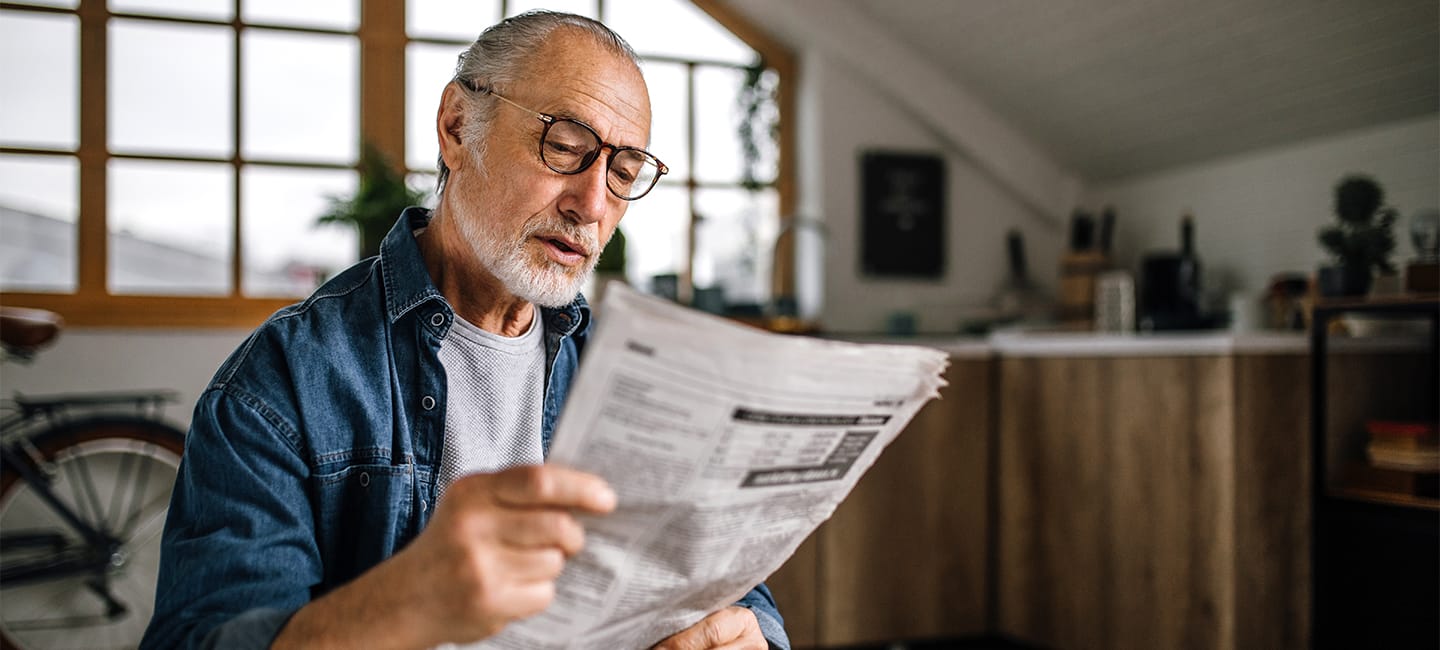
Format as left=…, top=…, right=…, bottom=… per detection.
left=1, top=443, right=122, bottom=584
left=0, top=392, right=176, bottom=590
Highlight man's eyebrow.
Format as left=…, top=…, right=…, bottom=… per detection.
left=549, top=109, right=588, bottom=123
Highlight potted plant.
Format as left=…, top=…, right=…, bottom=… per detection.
left=1317, top=174, right=1397, bottom=297
left=317, top=142, right=429, bottom=259
left=588, top=226, right=627, bottom=308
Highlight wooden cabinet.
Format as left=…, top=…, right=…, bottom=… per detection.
left=996, top=353, right=1311, bottom=650
left=766, top=357, right=992, bottom=648
left=767, top=342, right=1316, bottom=649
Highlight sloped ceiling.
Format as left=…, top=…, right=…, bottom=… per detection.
left=839, top=0, right=1439, bottom=182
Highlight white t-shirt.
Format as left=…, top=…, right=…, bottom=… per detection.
left=435, top=311, right=546, bottom=497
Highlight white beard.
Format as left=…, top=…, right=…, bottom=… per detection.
left=462, top=213, right=601, bottom=308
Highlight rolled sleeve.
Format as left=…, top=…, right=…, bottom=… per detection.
left=197, top=608, right=295, bottom=650
left=736, top=582, right=790, bottom=650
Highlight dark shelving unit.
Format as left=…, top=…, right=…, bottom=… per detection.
left=1310, top=294, right=1439, bottom=649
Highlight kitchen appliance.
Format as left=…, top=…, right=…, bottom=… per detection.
left=1139, top=214, right=1215, bottom=330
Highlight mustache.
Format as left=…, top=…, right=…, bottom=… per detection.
left=522, top=217, right=601, bottom=258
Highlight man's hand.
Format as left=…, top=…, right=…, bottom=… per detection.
left=273, top=464, right=615, bottom=649
left=652, top=606, right=767, bottom=650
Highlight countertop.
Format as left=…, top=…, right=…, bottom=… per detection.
left=833, top=328, right=1429, bottom=358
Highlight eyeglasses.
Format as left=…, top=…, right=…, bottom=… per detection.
left=461, top=80, right=668, bottom=201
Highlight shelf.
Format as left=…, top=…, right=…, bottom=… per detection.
left=1327, top=487, right=1440, bottom=511
left=1312, top=292, right=1440, bottom=313
left=1329, top=463, right=1438, bottom=510
left=1310, top=293, right=1439, bottom=646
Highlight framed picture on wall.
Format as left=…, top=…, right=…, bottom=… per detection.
left=860, top=151, right=946, bottom=278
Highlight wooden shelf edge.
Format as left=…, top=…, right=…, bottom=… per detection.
left=1, top=292, right=291, bottom=329
left=1326, top=486, right=1440, bottom=511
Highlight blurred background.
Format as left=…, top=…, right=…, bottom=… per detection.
left=0, top=1, right=1437, bottom=648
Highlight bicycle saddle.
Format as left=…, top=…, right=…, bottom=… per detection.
left=0, top=306, right=64, bottom=352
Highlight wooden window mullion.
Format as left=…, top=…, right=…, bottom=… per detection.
left=231, top=1, right=243, bottom=297
left=683, top=61, right=697, bottom=303
left=359, top=0, right=406, bottom=171
left=76, top=0, right=107, bottom=297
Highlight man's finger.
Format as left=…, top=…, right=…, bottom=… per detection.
left=492, top=508, right=587, bottom=555
left=491, top=546, right=567, bottom=582
left=490, top=465, right=617, bottom=513
left=653, top=607, right=755, bottom=650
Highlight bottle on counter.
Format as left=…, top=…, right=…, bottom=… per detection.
left=993, top=229, right=1052, bottom=325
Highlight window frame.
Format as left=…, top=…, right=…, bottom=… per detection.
left=0, top=0, right=792, bottom=328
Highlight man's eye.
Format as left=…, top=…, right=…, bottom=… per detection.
left=546, top=140, right=588, bottom=157
left=613, top=155, right=647, bottom=183
left=611, top=166, right=637, bottom=184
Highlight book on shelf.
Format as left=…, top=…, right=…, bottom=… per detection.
left=1367, top=442, right=1440, bottom=473
left=1364, top=419, right=1439, bottom=473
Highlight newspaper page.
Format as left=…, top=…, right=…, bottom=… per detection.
left=473, top=282, right=949, bottom=649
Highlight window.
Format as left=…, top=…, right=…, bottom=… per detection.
left=0, top=0, right=790, bottom=326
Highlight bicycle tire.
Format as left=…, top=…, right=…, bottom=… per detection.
left=0, top=416, right=185, bottom=650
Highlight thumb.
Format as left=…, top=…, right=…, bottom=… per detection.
left=654, top=607, right=751, bottom=650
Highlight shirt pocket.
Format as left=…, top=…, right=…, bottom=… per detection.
left=313, top=462, right=414, bottom=589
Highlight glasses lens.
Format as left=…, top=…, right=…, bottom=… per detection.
left=541, top=120, right=600, bottom=173
left=609, top=150, right=661, bottom=200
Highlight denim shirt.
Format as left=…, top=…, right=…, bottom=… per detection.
left=141, top=208, right=787, bottom=650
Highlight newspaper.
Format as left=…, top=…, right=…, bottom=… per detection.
left=472, top=282, right=949, bottom=649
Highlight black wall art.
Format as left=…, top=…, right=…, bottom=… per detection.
left=860, top=151, right=945, bottom=278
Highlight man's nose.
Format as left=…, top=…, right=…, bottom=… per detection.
left=559, top=156, right=612, bottom=225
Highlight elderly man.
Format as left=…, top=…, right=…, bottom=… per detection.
left=141, top=11, right=786, bottom=650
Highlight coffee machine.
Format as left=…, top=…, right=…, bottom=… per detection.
left=1139, top=214, right=1214, bottom=331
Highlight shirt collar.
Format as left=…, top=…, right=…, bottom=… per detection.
left=380, top=207, right=446, bottom=324
left=379, top=206, right=593, bottom=334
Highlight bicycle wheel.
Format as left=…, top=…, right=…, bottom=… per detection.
left=0, top=417, right=184, bottom=650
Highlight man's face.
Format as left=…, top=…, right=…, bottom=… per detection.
left=445, top=33, right=652, bottom=308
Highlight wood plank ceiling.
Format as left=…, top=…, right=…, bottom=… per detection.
left=841, top=0, right=1439, bottom=182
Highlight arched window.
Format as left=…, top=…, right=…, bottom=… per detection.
left=0, top=0, right=791, bottom=326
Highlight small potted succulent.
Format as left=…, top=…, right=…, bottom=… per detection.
left=1317, top=174, right=1397, bottom=297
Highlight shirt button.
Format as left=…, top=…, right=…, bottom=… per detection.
left=430, top=313, right=445, bottom=327
left=421, top=395, right=436, bottom=410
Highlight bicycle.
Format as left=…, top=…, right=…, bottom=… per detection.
left=0, top=307, right=187, bottom=650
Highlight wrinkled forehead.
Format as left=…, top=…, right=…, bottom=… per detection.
left=518, top=30, right=652, bottom=145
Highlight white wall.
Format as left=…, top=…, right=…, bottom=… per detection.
left=801, top=55, right=1064, bottom=334
left=1, top=329, right=251, bottom=430
left=1086, top=116, right=1440, bottom=304
left=727, top=0, right=1438, bottom=333
left=728, top=0, right=1077, bottom=335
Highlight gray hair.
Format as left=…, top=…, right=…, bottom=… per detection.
left=435, top=11, right=641, bottom=197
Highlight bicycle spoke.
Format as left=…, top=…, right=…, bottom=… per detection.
left=76, top=452, right=110, bottom=533
left=109, top=447, right=138, bottom=533
left=118, top=452, right=155, bottom=536
left=66, top=452, right=109, bottom=534
left=56, top=457, right=92, bottom=526
left=120, top=493, right=170, bottom=550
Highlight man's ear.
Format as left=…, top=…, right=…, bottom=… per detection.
left=437, top=81, right=470, bottom=173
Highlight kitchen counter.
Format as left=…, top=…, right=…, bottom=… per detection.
left=833, top=330, right=1309, bottom=357
left=988, top=330, right=1308, bottom=356
left=791, top=322, right=1429, bottom=649
left=836, top=329, right=1427, bottom=358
